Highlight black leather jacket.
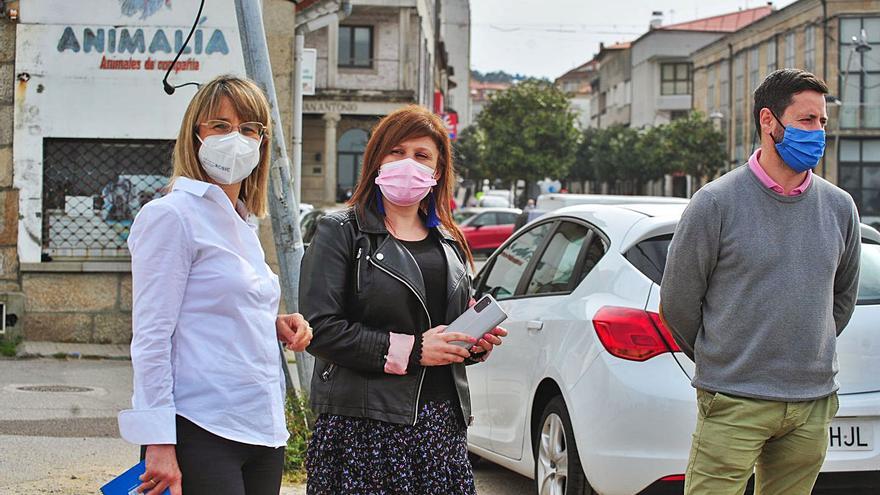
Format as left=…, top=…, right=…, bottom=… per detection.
left=300, top=204, right=476, bottom=426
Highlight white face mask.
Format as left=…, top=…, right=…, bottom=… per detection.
left=197, top=132, right=262, bottom=185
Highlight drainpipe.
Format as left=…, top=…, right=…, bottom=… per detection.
left=821, top=0, right=828, bottom=177
left=728, top=43, right=735, bottom=169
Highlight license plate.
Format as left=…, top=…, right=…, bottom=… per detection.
left=828, top=420, right=873, bottom=451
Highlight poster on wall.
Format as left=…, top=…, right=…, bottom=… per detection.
left=15, top=0, right=247, bottom=260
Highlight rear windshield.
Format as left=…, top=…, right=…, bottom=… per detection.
left=624, top=234, right=671, bottom=285
left=626, top=236, right=880, bottom=305
left=859, top=242, right=880, bottom=305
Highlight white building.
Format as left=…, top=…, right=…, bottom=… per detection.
left=301, top=0, right=459, bottom=205
left=441, top=0, right=471, bottom=130
left=630, top=7, right=773, bottom=128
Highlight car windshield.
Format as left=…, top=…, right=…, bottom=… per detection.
left=626, top=236, right=880, bottom=305
left=454, top=211, right=478, bottom=224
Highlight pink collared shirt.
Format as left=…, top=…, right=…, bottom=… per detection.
left=748, top=148, right=812, bottom=196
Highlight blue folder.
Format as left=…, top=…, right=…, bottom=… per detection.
left=100, top=460, right=171, bottom=495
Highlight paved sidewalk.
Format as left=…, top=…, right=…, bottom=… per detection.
left=0, top=352, right=530, bottom=494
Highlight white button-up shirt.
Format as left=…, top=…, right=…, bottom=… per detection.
left=118, top=177, right=288, bottom=448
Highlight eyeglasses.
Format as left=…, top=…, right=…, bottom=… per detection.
left=198, top=120, right=266, bottom=139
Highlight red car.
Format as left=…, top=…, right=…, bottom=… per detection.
left=455, top=207, right=521, bottom=254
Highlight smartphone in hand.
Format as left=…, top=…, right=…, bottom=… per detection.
left=446, top=295, right=508, bottom=348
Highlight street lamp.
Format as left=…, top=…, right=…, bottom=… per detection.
left=835, top=28, right=872, bottom=177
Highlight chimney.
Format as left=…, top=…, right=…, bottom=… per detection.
left=650, top=11, right=663, bottom=30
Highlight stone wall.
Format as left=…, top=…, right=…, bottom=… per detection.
left=21, top=270, right=130, bottom=343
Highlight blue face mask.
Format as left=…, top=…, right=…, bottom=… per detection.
left=771, top=113, right=826, bottom=173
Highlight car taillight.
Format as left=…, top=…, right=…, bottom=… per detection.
left=592, top=306, right=681, bottom=361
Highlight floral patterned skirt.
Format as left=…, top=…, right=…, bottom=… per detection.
left=305, top=400, right=476, bottom=495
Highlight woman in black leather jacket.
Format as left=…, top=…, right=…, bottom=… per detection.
left=300, top=105, right=506, bottom=494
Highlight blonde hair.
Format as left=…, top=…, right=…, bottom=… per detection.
left=171, top=75, right=272, bottom=217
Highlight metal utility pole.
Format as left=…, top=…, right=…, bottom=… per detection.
left=234, top=0, right=313, bottom=395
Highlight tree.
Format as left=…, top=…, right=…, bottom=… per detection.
left=661, top=112, right=727, bottom=182
left=477, top=79, right=580, bottom=204
left=453, top=125, right=487, bottom=181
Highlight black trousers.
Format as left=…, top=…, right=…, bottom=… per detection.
left=140, top=416, right=285, bottom=495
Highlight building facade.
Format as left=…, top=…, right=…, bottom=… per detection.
left=691, top=0, right=880, bottom=223
left=441, top=0, right=471, bottom=130
left=555, top=59, right=595, bottom=129
left=589, top=42, right=632, bottom=129
left=300, top=0, right=460, bottom=205
left=630, top=7, right=773, bottom=128
left=0, top=0, right=299, bottom=344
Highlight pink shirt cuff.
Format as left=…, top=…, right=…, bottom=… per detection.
left=385, top=333, right=415, bottom=375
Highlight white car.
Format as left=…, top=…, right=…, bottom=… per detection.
left=466, top=202, right=880, bottom=495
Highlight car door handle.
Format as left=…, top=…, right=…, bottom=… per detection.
left=527, top=320, right=544, bottom=332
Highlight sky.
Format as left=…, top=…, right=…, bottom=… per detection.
left=470, top=0, right=799, bottom=80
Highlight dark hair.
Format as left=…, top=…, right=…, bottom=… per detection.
left=752, top=69, right=828, bottom=131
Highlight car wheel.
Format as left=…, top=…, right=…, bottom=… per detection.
left=534, top=396, right=593, bottom=495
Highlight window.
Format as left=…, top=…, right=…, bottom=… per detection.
left=497, top=212, right=519, bottom=225
left=719, top=60, right=730, bottom=112
left=804, top=25, right=816, bottom=72
left=839, top=18, right=880, bottom=129
left=839, top=139, right=880, bottom=216
left=858, top=242, right=880, bottom=305
left=336, top=128, right=368, bottom=201
left=471, top=212, right=497, bottom=227
left=625, top=234, right=672, bottom=285
left=784, top=31, right=796, bottom=67
left=338, top=26, right=373, bottom=68
left=749, top=47, right=760, bottom=92
left=734, top=54, right=746, bottom=162
left=480, top=223, right=552, bottom=300
left=42, top=138, right=174, bottom=258
left=766, top=38, right=777, bottom=73
left=525, top=222, right=590, bottom=295
left=661, top=62, right=692, bottom=95
left=706, top=64, right=716, bottom=112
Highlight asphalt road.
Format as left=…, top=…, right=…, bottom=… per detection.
left=0, top=357, right=532, bottom=495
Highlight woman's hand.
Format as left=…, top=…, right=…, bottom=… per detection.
left=420, top=325, right=476, bottom=366
left=465, top=298, right=507, bottom=359
left=469, top=326, right=508, bottom=357
left=138, top=444, right=182, bottom=495
left=276, top=313, right=313, bottom=352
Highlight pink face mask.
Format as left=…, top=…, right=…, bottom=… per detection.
left=374, top=158, right=438, bottom=206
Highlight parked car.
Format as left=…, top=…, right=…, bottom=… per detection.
left=536, top=193, right=688, bottom=211
left=478, top=194, right=513, bottom=208
left=467, top=202, right=880, bottom=495
left=300, top=206, right=344, bottom=248
left=457, top=207, right=521, bottom=254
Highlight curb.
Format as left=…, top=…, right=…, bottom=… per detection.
left=16, top=342, right=131, bottom=360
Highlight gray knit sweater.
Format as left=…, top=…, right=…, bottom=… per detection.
left=660, top=164, right=861, bottom=401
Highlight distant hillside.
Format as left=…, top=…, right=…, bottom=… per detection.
left=471, top=70, right=529, bottom=84
left=471, top=70, right=550, bottom=84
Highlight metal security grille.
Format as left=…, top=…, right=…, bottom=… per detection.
left=42, top=138, right=175, bottom=258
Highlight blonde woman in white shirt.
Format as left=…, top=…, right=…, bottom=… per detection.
left=118, top=75, right=312, bottom=495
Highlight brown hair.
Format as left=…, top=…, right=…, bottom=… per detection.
left=170, top=75, right=272, bottom=217
left=348, top=105, right=474, bottom=268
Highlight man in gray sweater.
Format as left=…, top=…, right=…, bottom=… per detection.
left=661, top=69, right=861, bottom=494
